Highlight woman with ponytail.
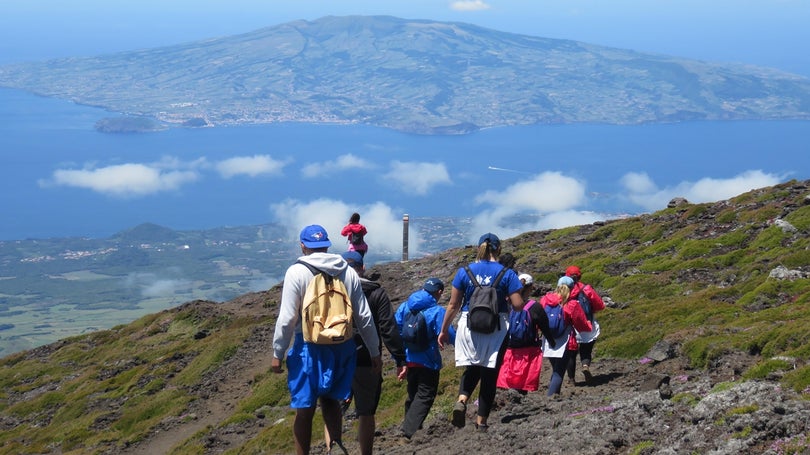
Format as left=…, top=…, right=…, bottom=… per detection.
left=438, top=233, right=524, bottom=432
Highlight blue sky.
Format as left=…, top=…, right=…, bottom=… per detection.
left=1, top=0, right=809, bottom=77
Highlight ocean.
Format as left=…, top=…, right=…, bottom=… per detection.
left=1, top=87, right=809, bottom=241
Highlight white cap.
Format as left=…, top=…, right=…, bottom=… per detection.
left=518, top=273, right=534, bottom=286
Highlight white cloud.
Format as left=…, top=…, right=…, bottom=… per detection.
left=451, top=0, right=491, bottom=12
left=269, top=199, right=421, bottom=257
left=620, top=170, right=784, bottom=211
left=301, top=153, right=374, bottom=178
left=141, top=279, right=191, bottom=297
left=470, top=210, right=605, bottom=245
left=45, top=163, right=198, bottom=197
left=619, top=172, right=657, bottom=194
left=465, top=171, right=605, bottom=244
left=476, top=171, right=586, bottom=212
left=215, top=154, right=288, bottom=178
left=123, top=272, right=190, bottom=298
left=383, top=161, right=451, bottom=195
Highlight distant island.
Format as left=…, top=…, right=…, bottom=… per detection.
left=1, top=15, right=809, bottom=134
left=94, top=116, right=167, bottom=133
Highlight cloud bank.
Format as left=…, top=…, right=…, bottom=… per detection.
left=46, top=163, right=198, bottom=196
left=42, top=154, right=289, bottom=197
left=620, top=170, right=785, bottom=211
left=215, top=154, right=288, bottom=178
left=451, top=1, right=491, bottom=12
left=383, top=161, right=451, bottom=195
left=301, top=153, right=374, bottom=178
left=469, top=171, right=605, bottom=242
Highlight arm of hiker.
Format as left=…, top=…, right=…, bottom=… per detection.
left=438, top=286, right=462, bottom=349
left=530, top=303, right=556, bottom=349
left=377, top=291, right=407, bottom=366
left=397, top=365, right=407, bottom=381
left=270, top=356, right=283, bottom=374
left=371, top=355, right=382, bottom=374
left=585, top=285, right=606, bottom=312
left=508, top=291, right=524, bottom=312
left=569, top=301, right=594, bottom=332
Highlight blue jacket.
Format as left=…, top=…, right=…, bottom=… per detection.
left=395, top=289, right=455, bottom=370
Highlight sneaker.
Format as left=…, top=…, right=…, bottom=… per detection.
left=567, top=377, right=576, bottom=387
left=451, top=400, right=466, bottom=428
left=328, top=440, right=349, bottom=455
left=475, top=423, right=489, bottom=432
left=582, top=364, right=593, bottom=383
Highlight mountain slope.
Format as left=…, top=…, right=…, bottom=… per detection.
left=0, top=180, right=808, bottom=454
left=1, top=15, right=809, bottom=134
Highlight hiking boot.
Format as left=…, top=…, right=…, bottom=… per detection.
left=451, top=400, right=466, bottom=428
left=582, top=364, right=593, bottom=384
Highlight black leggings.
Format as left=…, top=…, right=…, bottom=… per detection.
left=459, top=365, right=499, bottom=418
left=458, top=336, right=508, bottom=418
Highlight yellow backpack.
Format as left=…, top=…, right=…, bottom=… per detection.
left=298, top=261, right=354, bottom=344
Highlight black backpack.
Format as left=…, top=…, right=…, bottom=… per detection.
left=401, top=308, right=430, bottom=352
left=464, top=266, right=508, bottom=334
left=349, top=232, right=364, bottom=245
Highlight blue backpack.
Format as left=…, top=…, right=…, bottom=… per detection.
left=401, top=309, right=430, bottom=352
left=507, top=299, right=538, bottom=348
left=544, top=301, right=567, bottom=339
left=578, top=290, right=594, bottom=322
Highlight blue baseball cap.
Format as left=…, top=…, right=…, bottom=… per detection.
left=423, top=277, right=444, bottom=293
left=341, top=251, right=364, bottom=267
left=478, top=233, right=500, bottom=249
left=299, top=224, right=332, bottom=248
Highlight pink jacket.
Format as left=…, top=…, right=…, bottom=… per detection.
left=539, top=291, right=593, bottom=351
left=569, top=282, right=605, bottom=313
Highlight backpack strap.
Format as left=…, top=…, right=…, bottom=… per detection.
left=464, top=264, right=508, bottom=288
left=463, top=265, right=480, bottom=287
left=492, top=266, right=508, bottom=287
left=296, top=260, right=332, bottom=283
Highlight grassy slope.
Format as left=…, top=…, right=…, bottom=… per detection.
left=0, top=180, right=808, bottom=454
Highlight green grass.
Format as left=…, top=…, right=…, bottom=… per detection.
left=2, top=180, right=810, bottom=452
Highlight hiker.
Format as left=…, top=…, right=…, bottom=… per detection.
left=496, top=273, right=556, bottom=393
left=270, top=224, right=382, bottom=455
left=395, top=277, right=455, bottom=439
left=341, top=212, right=368, bottom=257
left=540, top=275, right=592, bottom=396
left=565, top=265, right=606, bottom=384
left=322, top=251, right=406, bottom=455
left=438, top=233, right=524, bottom=431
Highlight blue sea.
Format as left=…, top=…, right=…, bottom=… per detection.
left=1, top=87, right=809, bottom=241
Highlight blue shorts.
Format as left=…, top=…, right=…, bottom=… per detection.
left=286, top=333, right=357, bottom=409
